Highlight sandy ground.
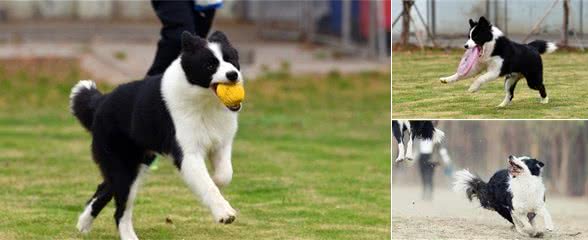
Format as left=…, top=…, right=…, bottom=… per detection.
left=392, top=186, right=588, bottom=239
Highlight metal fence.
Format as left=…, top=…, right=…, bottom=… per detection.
left=241, top=0, right=390, bottom=59
left=392, top=0, right=588, bottom=48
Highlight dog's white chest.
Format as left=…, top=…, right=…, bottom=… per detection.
left=509, top=176, right=545, bottom=212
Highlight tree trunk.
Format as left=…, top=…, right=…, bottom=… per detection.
left=400, top=0, right=414, bottom=46
left=562, top=0, right=570, bottom=46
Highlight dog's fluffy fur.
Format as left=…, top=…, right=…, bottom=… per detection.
left=71, top=31, right=242, bottom=240
left=440, top=16, right=557, bottom=107
left=454, top=155, right=554, bottom=237
left=392, top=120, right=444, bottom=162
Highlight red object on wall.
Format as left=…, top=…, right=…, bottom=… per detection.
left=359, top=0, right=390, bottom=39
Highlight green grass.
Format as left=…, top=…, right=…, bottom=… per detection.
left=0, top=59, right=390, bottom=239
left=392, top=50, right=588, bottom=118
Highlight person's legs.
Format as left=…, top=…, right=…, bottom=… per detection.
left=147, top=0, right=195, bottom=76
left=418, top=153, right=434, bottom=200
left=193, top=9, right=216, bottom=38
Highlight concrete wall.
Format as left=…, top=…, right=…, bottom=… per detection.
left=0, top=0, right=241, bottom=21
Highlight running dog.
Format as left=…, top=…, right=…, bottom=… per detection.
left=454, top=155, right=554, bottom=237
left=71, top=31, right=242, bottom=240
left=440, top=16, right=557, bottom=107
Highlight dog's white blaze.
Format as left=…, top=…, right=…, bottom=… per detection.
left=160, top=57, right=237, bottom=223
left=118, top=165, right=149, bottom=240
left=76, top=197, right=96, bottom=234
left=208, top=42, right=242, bottom=84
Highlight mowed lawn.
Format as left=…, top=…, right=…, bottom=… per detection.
left=392, top=50, right=588, bottom=118
left=0, top=59, right=390, bottom=239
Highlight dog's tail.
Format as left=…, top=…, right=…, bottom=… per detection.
left=527, top=40, right=557, bottom=54
left=453, top=169, right=491, bottom=208
left=70, top=80, right=103, bottom=131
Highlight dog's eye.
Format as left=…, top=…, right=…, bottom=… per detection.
left=207, top=65, right=215, bottom=71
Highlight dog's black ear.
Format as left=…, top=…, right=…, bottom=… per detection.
left=478, top=16, right=491, bottom=27
left=181, top=31, right=206, bottom=53
left=537, top=161, right=545, bottom=168
left=208, top=31, right=233, bottom=47
left=469, top=19, right=476, bottom=27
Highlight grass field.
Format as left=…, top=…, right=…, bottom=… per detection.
left=0, top=59, right=390, bottom=239
left=392, top=50, right=588, bottom=118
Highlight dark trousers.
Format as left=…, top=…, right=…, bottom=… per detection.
left=147, top=0, right=216, bottom=76
left=418, top=153, right=435, bottom=200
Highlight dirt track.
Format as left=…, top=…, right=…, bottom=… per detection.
left=392, top=186, right=588, bottom=239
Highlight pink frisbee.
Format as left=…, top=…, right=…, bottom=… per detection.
left=457, top=46, right=481, bottom=77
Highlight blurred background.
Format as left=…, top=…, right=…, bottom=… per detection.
left=392, top=0, right=588, bottom=49
left=393, top=120, right=588, bottom=197
left=0, top=0, right=390, bottom=83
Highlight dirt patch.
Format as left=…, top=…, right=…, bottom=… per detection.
left=392, top=186, right=587, bottom=239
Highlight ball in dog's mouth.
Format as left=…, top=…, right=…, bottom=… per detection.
left=211, top=83, right=244, bottom=112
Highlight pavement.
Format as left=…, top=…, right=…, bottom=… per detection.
left=0, top=22, right=389, bottom=84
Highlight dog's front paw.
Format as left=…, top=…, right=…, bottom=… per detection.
left=497, top=101, right=510, bottom=108
left=439, top=76, right=454, bottom=84
left=541, top=97, right=549, bottom=104
left=468, top=84, right=480, bottom=93
left=211, top=200, right=237, bottom=224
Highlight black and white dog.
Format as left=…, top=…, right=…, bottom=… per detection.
left=440, top=16, right=557, bottom=107
left=70, top=31, right=242, bottom=240
left=392, top=120, right=444, bottom=162
left=454, top=155, right=554, bottom=237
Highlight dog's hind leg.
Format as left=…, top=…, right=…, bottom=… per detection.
left=525, top=72, right=549, bottom=104
left=498, top=73, right=522, bottom=107
left=77, top=181, right=113, bottom=233
left=538, top=84, right=549, bottom=104
left=112, top=162, right=148, bottom=240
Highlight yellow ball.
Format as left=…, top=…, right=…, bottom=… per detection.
left=216, top=83, right=245, bottom=107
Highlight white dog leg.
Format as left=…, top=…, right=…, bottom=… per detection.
left=405, top=136, right=414, bottom=160
left=118, top=164, right=149, bottom=240
left=440, top=73, right=461, bottom=83
left=395, top=142, right=405, bottom=162
left=512, top=211, right=537, bottom=237
left=540, top=206, right=554, bottom=231
left=180, top=153, right=236, bottom=224
left=498, top=74, right=520, bottom=107
left=210, top=143, right=234, bottom=188
left=469, top=59, right=503, bottom=92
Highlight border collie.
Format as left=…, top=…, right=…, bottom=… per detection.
left=440, top=16, right=557, bottom=107
left=453, top=155, right=554, bottom=237
left=392, top=120, right=444, bottom=162
left=70, top=31, right=242, bottom=240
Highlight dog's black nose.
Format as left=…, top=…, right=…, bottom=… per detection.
left=464, top=44, right=468, bottom=49
left=226, top=71, right=238, bottom=82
